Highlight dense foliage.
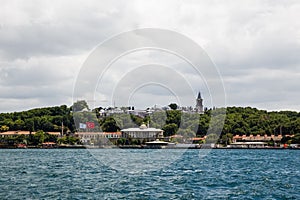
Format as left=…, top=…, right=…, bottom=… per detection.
left=0, top=105, right=75, bottom=133
left=223, top=107, right=300, bottom=136
left=1, top=104, right=300, bottom=145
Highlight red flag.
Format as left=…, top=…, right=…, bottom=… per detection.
left=86, top=122, right=95, bottom=129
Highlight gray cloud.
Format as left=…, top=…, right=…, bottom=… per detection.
left=0, top=0, right=299, bottom=112
left=0, top=0, right=137, bottom=60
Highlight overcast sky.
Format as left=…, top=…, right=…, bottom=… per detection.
left=0, top=0, right=300, bottom=112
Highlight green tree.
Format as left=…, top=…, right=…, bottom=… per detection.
left=291, top=133, right=300, bottom=144
left=220, top=133, right=233, bottom=146
left=281, top=135, right=292, bottom=144
left=0, top=125, right=9, bottom=132
left=205, top=133, right=219, bottom=144
left=166, top=110, right=181, bottom=127
left=163, top=123, right=178, bottom=136
left=169, top=103, right=178, bottom=110
left=32, top=131, right=45, bottom=145
left=13, top=119, right=25, bottom=130
left=130, top=114, right=143, bottom=126
left=116, top=138, right=126, bottom=145
left=149, top=111, right=167, bottom=128
left=101, top=117, right=119, bottom=132
left=72, top=100, right=89, bottom=112
left=57, top=136, right=79, bottom=145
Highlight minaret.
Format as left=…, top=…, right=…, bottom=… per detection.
left=196, top=92, right=203, bottom=113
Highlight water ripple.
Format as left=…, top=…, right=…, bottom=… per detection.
left=0, top=149, right=299, bottom=199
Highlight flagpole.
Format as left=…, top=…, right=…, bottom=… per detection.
left=61, top=122, right=64, bottom=137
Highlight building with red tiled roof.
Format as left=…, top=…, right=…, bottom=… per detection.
left=46, top=132, right=61, bottom=136
left=232, top=134, right=290, bottom=143
left=0, top=131, right=62, bottom=139
left=0, top=131, right=31, bottom=137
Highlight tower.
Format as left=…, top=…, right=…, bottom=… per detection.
left=196, top=92, right=203, bottom=113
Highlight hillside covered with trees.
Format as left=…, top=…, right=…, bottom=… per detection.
left=0, top=105, right=75, bottom=133
left=1, top=102, right=300, bottom=145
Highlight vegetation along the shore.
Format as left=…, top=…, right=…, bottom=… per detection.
left=0, top=102, right=300, bottom=147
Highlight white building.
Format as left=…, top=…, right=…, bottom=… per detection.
left=121, top=124, right=163, bottom=142
left=76, top=132, right=121, bottom=145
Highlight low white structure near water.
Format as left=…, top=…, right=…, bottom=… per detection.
left=228, top=142, right=267, bottom=148
left=121, top=123, right=163, bottom=142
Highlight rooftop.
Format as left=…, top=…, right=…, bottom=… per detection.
left=121, top=127, right=163, bottom=132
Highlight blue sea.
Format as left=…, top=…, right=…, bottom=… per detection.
left=0, top=149, right=299, bottom=199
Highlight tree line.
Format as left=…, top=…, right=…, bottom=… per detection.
left=1, top=102, right=300, bottom=145
left=0, top=105, right=75, bottom=133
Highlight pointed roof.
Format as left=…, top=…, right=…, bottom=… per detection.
left=197, top=92, right=202, bottom=99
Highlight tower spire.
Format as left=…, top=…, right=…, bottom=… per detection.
left=196, top=91, right=203, bottom=113
left=197, top=92, right=201, bottom=99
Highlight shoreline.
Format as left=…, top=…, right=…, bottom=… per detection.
left=0, top=145, right=299, bottom=150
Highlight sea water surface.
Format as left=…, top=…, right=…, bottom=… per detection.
left=0, top=149, right=299, bottom=199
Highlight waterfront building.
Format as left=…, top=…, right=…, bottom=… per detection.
left=190, top=136, right=206, bottom=143
left=168, top=134, right=184, bottom=142
left=121, top=123, right=163, bottom=142
left=34, top=132, right=61, bottom=136
left=232, top=134, right=287, bottom=143
left=0, top=131, right=61, bottom=138
left=0, top=131, right=31, bottom=137
left=229, top=142, right=267, bottom=148
left=76, top=132, right=121, bottom=145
